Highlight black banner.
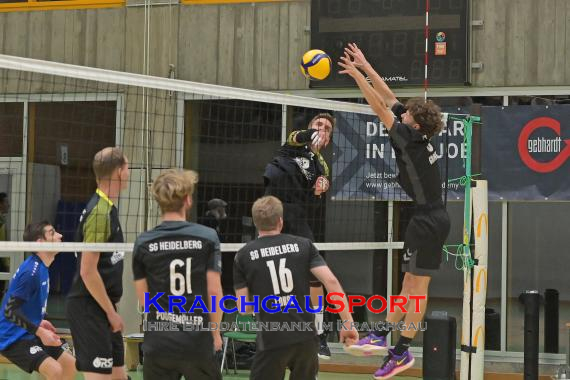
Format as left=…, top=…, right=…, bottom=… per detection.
left=482, top=106, right=570, bottom=200
left=331, top=110, right=470, bottom=201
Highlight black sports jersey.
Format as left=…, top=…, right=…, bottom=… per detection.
left=68, top=189, right=124, bottom=303
left=264, top=130, right=329, bottom=207
left=132, top=221, right=222, bottom=358
left=233, top=234, right=326, bottom=351
left=389, top=103, right=443, bottom=205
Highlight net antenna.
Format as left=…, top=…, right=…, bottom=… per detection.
left=424, top=0, right=430, bottom=101
left=421, top=2, right=485, bottom=362
left=441, top=114, right=488, bottom=380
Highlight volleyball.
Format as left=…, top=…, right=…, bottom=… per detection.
left=300, top=49, right=332, bottom=80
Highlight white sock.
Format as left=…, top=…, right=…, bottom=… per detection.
left=315, top=312, right=324, bottom=335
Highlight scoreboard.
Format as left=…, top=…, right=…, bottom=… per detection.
left=310, top=0, right=469, bottom=87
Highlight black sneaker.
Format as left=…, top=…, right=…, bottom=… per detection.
left=318, top=333, right=331, bottom=360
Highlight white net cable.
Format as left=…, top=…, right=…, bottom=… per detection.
left=0, top=54, right=375, bottom=115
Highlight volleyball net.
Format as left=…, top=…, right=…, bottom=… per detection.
left=0, top=55, right=482, bottom=300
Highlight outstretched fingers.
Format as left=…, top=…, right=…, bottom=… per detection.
left=345, top=43, right=360, bottom=56
left=338, top=53, right=357, bottom=76
left=345, top=43, right=367, bottom=65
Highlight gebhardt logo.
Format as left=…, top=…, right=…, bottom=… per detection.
left=518, top=117, right=570, bottom=173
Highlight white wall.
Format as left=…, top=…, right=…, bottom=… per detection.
left=30, top=163, right=61, bottom=226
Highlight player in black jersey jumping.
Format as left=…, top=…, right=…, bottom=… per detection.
left=264, top=113, right=333, bottom=240
left=66, top=147, right=130, bottom=380
left=234, top=195, right=358, bottom=380
left=133, top=169, right=223, bottom=380
left=263, top=112, right=335, bottom=358
left=339, top=43, right=451, bottom=380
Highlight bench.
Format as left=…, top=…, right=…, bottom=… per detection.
left=124, top=333, right=144, bottom=371
left=55, top=328, right=73, bottom=342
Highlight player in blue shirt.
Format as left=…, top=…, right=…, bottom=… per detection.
left=0, top=221, right=76, bottom=380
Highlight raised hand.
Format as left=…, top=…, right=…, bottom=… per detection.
left=345, top=43, right=368, bottom=69
left=314, top=176, right=330, bottom=196
left=310, top=130, right=323, bottom=149
left=338, top=52, right=361, bottom=78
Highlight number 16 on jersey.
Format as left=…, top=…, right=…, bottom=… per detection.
left=266, top=258, right=293, bottom=295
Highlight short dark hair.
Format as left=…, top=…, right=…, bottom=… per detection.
left=0, top=193, right=7, bottom=203
left=405, top=98, right=444, bottom=138
left=308, top=113, right=335, bottom=130
left=23, top=221, right=51, bottom=242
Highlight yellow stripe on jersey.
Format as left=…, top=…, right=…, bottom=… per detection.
left=83, top=197, right=112, bottom=243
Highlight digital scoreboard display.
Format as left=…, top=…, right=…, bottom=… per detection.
left=310, top=0, right=469, bottom=87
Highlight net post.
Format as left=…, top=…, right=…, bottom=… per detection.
left=459, top=116, right=487, bottom=380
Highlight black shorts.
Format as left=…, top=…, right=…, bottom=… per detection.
left=143, top=354, right=222, bottom=380
left=1, top=337, right=64, bottom=373
left=66, top=297, right=124, bottom=374
left=402, top=204, right=450, bottom=276
left=250, top=337, right=318, bottom=380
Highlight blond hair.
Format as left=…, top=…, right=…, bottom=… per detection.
left=152, top=169, right=199, bottom=213
left=93, top=147, right=127, bottom=181
left=252, top=196, right=283, bottom=231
